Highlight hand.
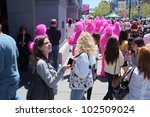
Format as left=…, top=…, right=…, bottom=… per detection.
left=96, top=56, right=102, bottom=60
left=62, top=65, right=71, bottom=70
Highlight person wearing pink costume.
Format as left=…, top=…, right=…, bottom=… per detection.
left=113, top=22, right=121, bottom=38
left=29, top=24, right=47, bottom=53
left=94, top=19, right=100, bottom=33
left=68, top=21, right=83, bottom=56
left=107, top=19, right=112, bottom=25
left=85, top=19, right=95, bottom=34
left=99, top=25, right=114, bottom=78
left=99, top=21, right=108, bottom=35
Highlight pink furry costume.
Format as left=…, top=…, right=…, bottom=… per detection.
left=94, top=18, right=102, bottom=33
left=29, top=24, right=47, bottom=53
left=68, top=21, right=83, bottom=56
left=99, top=21, right=108, bottom=35
left=85, top=19, right=95, bottom=34
left=113, top=22, right=121, bottom=37
left=99, top=25, right=113, bottom=77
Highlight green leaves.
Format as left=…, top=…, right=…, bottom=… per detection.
left=91, top=1, right=111, bottom=17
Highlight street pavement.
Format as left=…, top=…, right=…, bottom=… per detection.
left=17, top=54, right=108, bottom=100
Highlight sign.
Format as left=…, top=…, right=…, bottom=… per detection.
left=82, top=4, right=89, bottom=15
left=118, top=1, right=126, bottom=10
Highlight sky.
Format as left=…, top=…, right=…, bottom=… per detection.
left=83, top=0, right=112, bottom=9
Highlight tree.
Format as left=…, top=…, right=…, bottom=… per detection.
left=124, top=3, right=150, bottom=18
left=91, top=1, right=111, bottom=17
left=141, top=4, right=150, bottom=17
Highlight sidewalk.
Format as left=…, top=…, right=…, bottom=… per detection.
left=17, top=57, right=108, bottom=100
left=54, top=57, right=108, bottom=100
left=17, top=44, right=108, bottom=100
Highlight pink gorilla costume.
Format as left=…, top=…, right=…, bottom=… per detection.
left=29, top=24, right=47, bottom=53
left=99, top=21, right=108, bottom=35
left=99, top=25, right=113, bottom=77
left=35, top=24, right=47, bottom=36
left=68, top=21, right=83, bottom=56
left=85, top=19, right=95, bottom=34
left=113, top=22, right=121, bottom=37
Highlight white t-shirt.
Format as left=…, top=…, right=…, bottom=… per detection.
left=143, top=33, right=150, bottom=45
left=124, top=21, right=131, bottom=30
left=66, top=24, right=75, bottom=39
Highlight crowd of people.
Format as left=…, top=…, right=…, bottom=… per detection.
left=0, top=16, right=150, bottom=100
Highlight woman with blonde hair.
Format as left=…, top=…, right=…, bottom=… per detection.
left=69, top=32, right=96, bottom=100
left=120, top=40, right=130, bottom=73
left=123, top=45, right=150, bottom=100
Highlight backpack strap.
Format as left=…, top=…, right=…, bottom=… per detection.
left=128, top=68, right=135, bottom=84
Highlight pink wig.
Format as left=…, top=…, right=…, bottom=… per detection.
left=85, top=20, right=95, bottom=34
left=68, top=21, right=83, bottom=56
left=94, top=20, right=103, bottom=33
left=29, top=24, right=47, bottom=53
left=107, top=19, right=112, bottom=25
left=99, top=21, right=108, bottom=35
left=105, top=25, right=113, bottom=35
left=68, top=21, right=83, bottom=45
left=113, top=22, right=121, bottom=37
left=35, top=24, right=47, bottom=36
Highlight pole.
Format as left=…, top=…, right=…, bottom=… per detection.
left=129, top=0, right=131, bottom=18
left=138, top=6, right=140, bottom=19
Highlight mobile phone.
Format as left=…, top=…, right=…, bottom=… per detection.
left=67, top=58, right=74, bottom=65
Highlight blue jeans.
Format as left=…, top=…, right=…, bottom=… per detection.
left=49, top=45, right=59, bottom=71
left=0, top=82, right=20, bottom=100
left=70, top=89, right=85, bottom=100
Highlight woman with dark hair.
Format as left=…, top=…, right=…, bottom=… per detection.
left=129, top=37, right=145, bottom=68
left=119, top=30, right=128, bottom=45
left=16, top=26, right=32, bottom=71
left=103, top=36, right=124, bottom=100
left=27, top=35, right=70, bottom=100
left=123, top=45, right=150, bottom=100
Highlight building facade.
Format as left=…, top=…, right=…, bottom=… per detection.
left=111, top=0, right=118, bottom=13
left=118, top=0, right=127, bottom=18
left=126, top=0, right=141, bottom=7
left=67, top=0, right=82, bottom=21
left=0, top=0, right=82, bottom=45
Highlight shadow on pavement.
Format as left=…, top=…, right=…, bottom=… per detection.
left=97, top=75, right=108, bottom=82
left=19, top=70, right=33, bottom=89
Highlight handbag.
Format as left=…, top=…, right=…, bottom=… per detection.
left=26, top=72, right=54, bottom=100
left=112, top=61, right=122, bottom=88
left=69, top=53, right=93, bottom=91
left=112, top=65, right=133, bottom=88
left=113, top=68, right=135, bottom=100
left=26, top=62, right=54, bottom=100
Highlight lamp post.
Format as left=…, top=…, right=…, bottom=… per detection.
left=138, top=6, right=140, bottom=19
left=129, top=0, right=131, bottom=18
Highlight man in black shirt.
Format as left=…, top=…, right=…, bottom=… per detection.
left=46, top=19, right=61, bottom=71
